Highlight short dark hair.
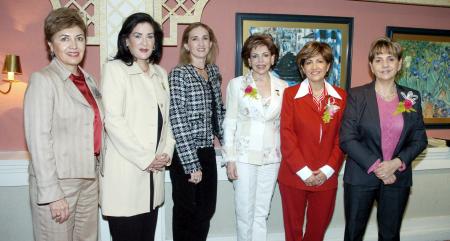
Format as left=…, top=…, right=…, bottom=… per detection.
left=368, top=37, right=403, bottom=63
left=114, top=12, right=163, bottom=65
left=179, top=22, right=219, bottom=65
left=44, top=8, right=86, bottom=42
left=296, top=41, right=333, bottom=79
left=241, top=34, right=279, bottom=69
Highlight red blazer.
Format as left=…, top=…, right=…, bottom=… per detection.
left=279, top=81, right=347, bottom=191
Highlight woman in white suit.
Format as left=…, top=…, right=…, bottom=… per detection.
left=100, top=13, right=175, bottom=241
left=223, top=34, right=288, bottom=241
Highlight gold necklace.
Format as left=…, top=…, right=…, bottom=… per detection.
left=192, top=65, right=206, bottom=70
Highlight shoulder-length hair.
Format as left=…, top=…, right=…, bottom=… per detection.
left=114, top=12, right=163, bottom=65
left=179, top=22, right=219, bottom=65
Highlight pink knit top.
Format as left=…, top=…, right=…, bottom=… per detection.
left=367, top=93, right=405, bottom=174
left=377, top=93, right=404, bottom=162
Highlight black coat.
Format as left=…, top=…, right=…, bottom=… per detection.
left=340, top=81, right=427, bottom=187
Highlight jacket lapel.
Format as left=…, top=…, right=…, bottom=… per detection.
left=263, top=77, right=283, bottom=119
left=79, top=67, right=104, bottom=119
left=320, top=95, right=341, bottom=135
left=366, top=82, right=382, bottom=151
left=392, top=84, right=409, bottom=157
left=49, top=59, right=91, bottom=107
left=153, top=67, right=168, bottom=115
left=241, top=72, right=264, bottom=114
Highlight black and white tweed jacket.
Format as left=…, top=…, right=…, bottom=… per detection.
left=169, top=64, right=225, bottom=174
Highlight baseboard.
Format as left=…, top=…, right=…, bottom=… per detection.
left=175, top=215, right=450, bottom=241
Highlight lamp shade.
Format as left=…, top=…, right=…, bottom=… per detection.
left=2, top=54, right=22, bottom=74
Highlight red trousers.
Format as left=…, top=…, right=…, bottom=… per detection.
left=279, top=183, right=337, bottom=241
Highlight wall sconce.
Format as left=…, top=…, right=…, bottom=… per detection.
left=1, top=54, right=22, bottom=95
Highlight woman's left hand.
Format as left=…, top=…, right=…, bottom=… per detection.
left=374, top=158, right=402, bottom=180
left=381, top=174, right=397, bottom=185
left=146, top=153, right=170, bottom=172
left=312, top=170, right=327, bottom=186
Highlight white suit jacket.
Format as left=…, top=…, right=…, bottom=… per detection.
left=222, top=72, right=288, bottom=165
left=100, top=60, right=175, bottom=216
left=24, top=58, right=104, bottom=204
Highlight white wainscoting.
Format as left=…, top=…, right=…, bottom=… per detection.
left=1, top=147, right=450, bottom=241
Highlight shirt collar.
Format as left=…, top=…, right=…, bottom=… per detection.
left=126, top=61, right=157, bottom=77
left=294, top=79, right=342, bottom=100
left=245, top=70, right=277, bottom=84
left=50, top=58, right=92, bottom=82
left=69, top=72, right=85, bottom=82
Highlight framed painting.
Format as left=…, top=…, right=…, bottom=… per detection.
left=387, top=26, right=450, bottom=128
left=235, top=13, right=353, bottom=88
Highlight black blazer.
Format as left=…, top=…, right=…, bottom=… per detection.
left=340, top=81, right=427, bottom=187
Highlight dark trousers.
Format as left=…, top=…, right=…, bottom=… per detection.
left=169, top=147, right=218, bottom=241
left=107, top=209, right=159, bottom=241
left=344, top=183, right=410, bottom=241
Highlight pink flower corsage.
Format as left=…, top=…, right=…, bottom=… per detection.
left=244, top=85, right=258, bottom=99
left=394, top=91, right=417, bottom=115
left=322, top=97, right=340, bottom=124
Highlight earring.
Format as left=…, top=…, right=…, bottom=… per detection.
left=50, top=51, right=55, bottom=58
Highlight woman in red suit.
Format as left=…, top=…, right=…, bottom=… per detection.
left=279, top=41, right=346, bottom=241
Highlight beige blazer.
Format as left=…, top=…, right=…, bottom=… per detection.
left=100, top=60, right=175, bottom=216
left=222, top=71, right=288, bottom=165
left=24, top=58, right=104, bottom=204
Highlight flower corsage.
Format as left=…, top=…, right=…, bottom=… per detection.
left=244, top=85, right=258, bottom=99
left=322, top=97, right=340, bottom=124
left=394, top=91, right=417, bottom=115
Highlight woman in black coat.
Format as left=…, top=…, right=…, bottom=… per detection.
left=340, top=37, right=427, bottom=241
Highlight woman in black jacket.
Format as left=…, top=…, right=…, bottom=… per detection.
left=168, top=22, right=225, bottom=241
left=340, top=37, right=427, bottom=241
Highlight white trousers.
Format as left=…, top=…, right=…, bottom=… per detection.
left=233, top=161, right=280, bottom=241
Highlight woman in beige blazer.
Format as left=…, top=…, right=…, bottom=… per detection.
left=100, top=13, right=175, bottom=241
left=24, top=8, right=103, bottom=241
left=223, top=34, right=288, bottom=241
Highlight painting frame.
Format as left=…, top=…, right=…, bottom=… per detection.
left=352, top=0, right=450, bottom=7
left=235, top=13, right=353, bottom=89
left=387, top=26, right=450, bottom=129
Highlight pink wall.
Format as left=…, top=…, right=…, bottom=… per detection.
left=1, top=0, right=449, bottom=151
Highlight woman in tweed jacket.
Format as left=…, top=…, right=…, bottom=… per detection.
left=168, top=22, right=225, bottom=241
